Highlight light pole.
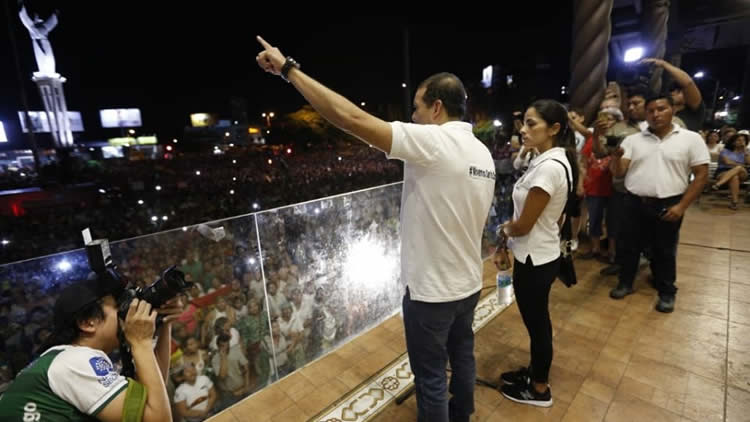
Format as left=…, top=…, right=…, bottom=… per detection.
left=262, top=112, right=275, bottom=127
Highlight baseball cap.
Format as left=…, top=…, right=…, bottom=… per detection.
left=53, top=277, right=116, bottom=329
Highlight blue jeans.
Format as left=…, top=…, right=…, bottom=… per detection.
left=586, top=195, right=609, bottom=238
left=403, top=288, right=481, bottom=422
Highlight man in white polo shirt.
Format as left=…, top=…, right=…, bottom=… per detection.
left=256, top=36, right=495, bottom=422
left=610, top=93, right=709, bottom=312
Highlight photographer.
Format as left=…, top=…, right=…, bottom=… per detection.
left=0, top=277, right=183, bottom=422
left=640, top=58, right=705, bottom=131
left=578, top=108, right=622, bottom=262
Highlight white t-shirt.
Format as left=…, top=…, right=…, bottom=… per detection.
left=508, top=147, right=571, bottom=266
left=387, top=121, right=495, bottom=303
left=622, top=124, right=710, bottom=198
left=210, top=346, right=248, bottom=392
left=174, top=375, right=213, bottom=421
left=45, top=345, right=128, bottom=415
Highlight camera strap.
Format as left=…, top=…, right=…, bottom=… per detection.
left=122, top=377, right=147, bottom=422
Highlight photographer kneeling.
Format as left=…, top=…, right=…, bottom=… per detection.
left=0, top=276, right=182, bottom=422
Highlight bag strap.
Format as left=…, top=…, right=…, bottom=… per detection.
left=550, top=159, right=573, bottom=243
left=550, top=158, right=572, bottom=196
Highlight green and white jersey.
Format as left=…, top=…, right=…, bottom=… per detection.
left=0, top=345, right=128, bottom=421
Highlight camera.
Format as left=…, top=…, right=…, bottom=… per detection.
left=617, top=62, right=653, bottom=88
left=84, top=236, right=192, bottom=321
left=606, top=135, right=623, bottom=148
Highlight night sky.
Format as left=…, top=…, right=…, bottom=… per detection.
left=1, top=2, right=747, bottom=151
left=0, top=4, right=575, bottom=148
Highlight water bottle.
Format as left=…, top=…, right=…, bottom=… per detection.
left=495, top=249, right=514, bottom=306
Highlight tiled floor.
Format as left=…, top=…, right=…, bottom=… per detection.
left=209, top=197, right=750, bottom=422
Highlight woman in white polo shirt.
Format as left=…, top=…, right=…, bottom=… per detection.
left=495, top=99, right=576, bottom=408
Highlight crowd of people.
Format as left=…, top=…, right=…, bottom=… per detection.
left=0, top=144, right=403, bottom=265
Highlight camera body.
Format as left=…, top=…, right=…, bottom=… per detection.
left=85, top=237, right=192, bottom=321
left=606, top=135, right=623, bottom=148
left=617, top=62, right=653, bottom=89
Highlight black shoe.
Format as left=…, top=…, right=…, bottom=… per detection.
left=600, top=264, right=621, bottom=276
left=501, top=378, right=553, bottom=408
left=656, top=296, right=675, bottom=313
left=609, top=284, right=633, bottom=299
left=500, top=366, right=530, bottom=385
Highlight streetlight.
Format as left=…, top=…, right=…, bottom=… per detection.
left=361, top=102, right=366, bottom=107
left=694, top=71, right=705, bottom=79
left=401, top=83, right=407, bottom=88
left=493, top=120, right=502, bottom=127
left=623, top=47, right=644, bottom=63
left=262, top=112, right=275, bottom=127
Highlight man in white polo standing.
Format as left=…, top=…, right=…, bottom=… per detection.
left=256, top=36, right=495, bottom=422
left=609, top=93, right=709, bottom=312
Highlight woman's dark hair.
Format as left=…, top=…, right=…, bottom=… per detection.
left=725, top=133, right=749, bottom=152
left=527, top=99, right=579, bottom=187
left=418, top=72, right=467, bottom=119
left=41, top=300, right=105, bottom=349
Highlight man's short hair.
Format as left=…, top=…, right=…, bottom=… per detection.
left=645, top=93, right=674, bottom=107
left=214, top=316, right=228, bottom=332
left=627, top=85, right=650, bottom=101
left=417, top=73, right=467, bottom=119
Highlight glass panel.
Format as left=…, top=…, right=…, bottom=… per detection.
left=0, top=213, right=271, bottom=418
left=255, top=183, right=403, bottom=378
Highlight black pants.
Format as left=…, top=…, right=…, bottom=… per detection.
left=618, top=193, right=683, bottom=298
left=513, top=255, right=559, bottom=383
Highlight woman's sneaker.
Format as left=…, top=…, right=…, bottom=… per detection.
left=500, top=366, right=530, bottom=385
left=501, top=378, right=553, bottom=408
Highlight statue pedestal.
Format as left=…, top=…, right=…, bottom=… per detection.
left=32, top=73, right=73, bottom=148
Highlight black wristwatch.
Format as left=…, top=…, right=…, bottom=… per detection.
left=280, top=56, right=301, bottom=83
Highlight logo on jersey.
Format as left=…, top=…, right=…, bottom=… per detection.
left=90, top=356, right=118, bottom=387
left=89, top=357, right=113, bottom=376
left=469, top=165, right=496, bottom=181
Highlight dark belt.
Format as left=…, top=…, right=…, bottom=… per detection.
left=631, top=193, right=683, bottom=206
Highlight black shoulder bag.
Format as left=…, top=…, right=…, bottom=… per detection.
left=551, top=159, right=578, bottom=288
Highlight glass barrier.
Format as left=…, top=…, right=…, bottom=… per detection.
left=255, top=183, right=403, bottom=379
left=0, top=180, right=501, bottom=419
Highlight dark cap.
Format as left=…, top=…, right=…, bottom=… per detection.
left=53, top=277, right=115, bottom=329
